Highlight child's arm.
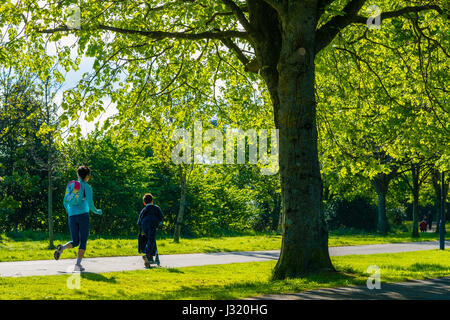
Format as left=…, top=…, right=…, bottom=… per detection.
left=157, top=206, right=164, bottom=224
left=137, top=211, right=142, bottom=226
left=137, top=207, right=146, bottom=226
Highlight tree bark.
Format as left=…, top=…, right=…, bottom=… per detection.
left=432, top=170, right=441, bottom=232
left=173, top=165, right=187, bottom=243
left=46, top=89, right=54, bottom=249
left=270, top=1, right=334, bottom=279
left=48, top=166, right=54, bottom=249
left=432, top=169, right=448, bottom=233
left=271, top=193, right=281, bottom=231
left=371, top=173, right=393, bottom=234
left=411, top=164, right=420, bottom=238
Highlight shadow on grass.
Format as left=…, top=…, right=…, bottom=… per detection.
left=127, top=270, right=364, bottom=300
left=81, top=272, right=117, bottom=283
left=124, top=267, right=450, bottom=300
left=202, top=247, right=223, bottom=253
left=2, top=230, right=284, bottom=244
left=202, top=247, right=234, bottom=253
left=2, top=231, right=141, bottom=243
left=409, top=263, right=450, bottom=272
left=165, top=268, right=185, bottom=274
left=383, top=263, right=450, bottom=272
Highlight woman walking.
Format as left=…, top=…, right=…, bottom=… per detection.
left=54, top=166, right=102, bottom=271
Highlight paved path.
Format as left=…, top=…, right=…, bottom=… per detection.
left=0, top=241, right=448, bottom=278
left=247, top=277, right=450, bottom=300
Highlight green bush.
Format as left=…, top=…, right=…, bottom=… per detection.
left=387, top=208, right=406, bottom=227
left=324, top=196, right=377, bottom=232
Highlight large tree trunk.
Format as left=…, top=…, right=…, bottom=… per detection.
left=270, top=2, right=334, bottom=279
left=411, top=165, right=420, bottom=238
left=173, top=165, right=187, bottom=243
left=371, top=174, right=393, bottom=234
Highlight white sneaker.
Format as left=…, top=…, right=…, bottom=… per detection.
left=73, top=264, right=85, bottom=272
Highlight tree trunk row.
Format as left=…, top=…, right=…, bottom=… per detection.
left=173, top=165, right=187, bottom=243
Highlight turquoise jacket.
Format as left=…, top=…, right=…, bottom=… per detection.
left=64, top=179, right=102, bottom=216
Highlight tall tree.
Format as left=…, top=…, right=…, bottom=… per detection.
left=0, top=68, right=49, bottom=231
left=8, top=0, right=446, bottom=278
left=431, top=169, right=449, bottom=233
left=317, top=4, right=448, bottom=235
left=400, top=160, right=434, bottom=237
left=32, top=73, right=65, bottom=249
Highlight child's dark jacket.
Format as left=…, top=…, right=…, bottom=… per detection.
left=137, top=204, right=164, bottom=227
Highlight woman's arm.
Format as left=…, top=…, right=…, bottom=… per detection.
left=63, top=198, right=69, bottom=213
left=85, top=184, right=102, bottom=215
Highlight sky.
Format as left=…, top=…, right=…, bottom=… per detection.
left=47, top=34, right=119, bottom=137
left=2, top=4, right=231, bottom=138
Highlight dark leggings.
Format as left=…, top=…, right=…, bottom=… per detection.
left=69, top=213, right=90, bottom=250
left=142, top=218, right=158, bottom=257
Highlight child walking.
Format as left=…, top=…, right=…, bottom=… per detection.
left=137, top=193, right=164, bottom=268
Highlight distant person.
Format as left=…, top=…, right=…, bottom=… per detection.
left=427, top=211, right=433, bottom=231
left=419, top=216, right=427, bottom=233
left=54, top=166, right=103, bottom=271
left=137, top=193, right=164, bottom=268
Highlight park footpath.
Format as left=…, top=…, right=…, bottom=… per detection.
left=0, top=241, right=448, bottom=278
left=0, top=240, right=449, bottom=299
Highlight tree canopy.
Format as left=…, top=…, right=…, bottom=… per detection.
left=0, top=0, right=448, bottom=279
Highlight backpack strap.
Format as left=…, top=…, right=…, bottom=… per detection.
left=79, top=180, right=87, bottom=200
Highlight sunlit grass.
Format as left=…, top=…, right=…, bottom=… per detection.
left=0, top=250, right=449, bottom=300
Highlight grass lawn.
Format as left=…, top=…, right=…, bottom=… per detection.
left=0, top=250, right=449, bottom=300
left=0, top=223, right=448, bottom=262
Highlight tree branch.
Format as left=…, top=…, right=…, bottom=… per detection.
left=315, top=2, right=444, bottom=55
left=316, top=0, right=336, bottom=21
left=315, top=0, right=367, bottom=55
left=205, top=11, right=235, bottom=26
left=220, top=0, right=253, bottom=32
left=220, top=37, right=260, bottom=73
left=260, top=0, right=283, bottom=13
left=378, top=5, right=443, bottom=20
left=39, top=24, right=249, bottom=41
